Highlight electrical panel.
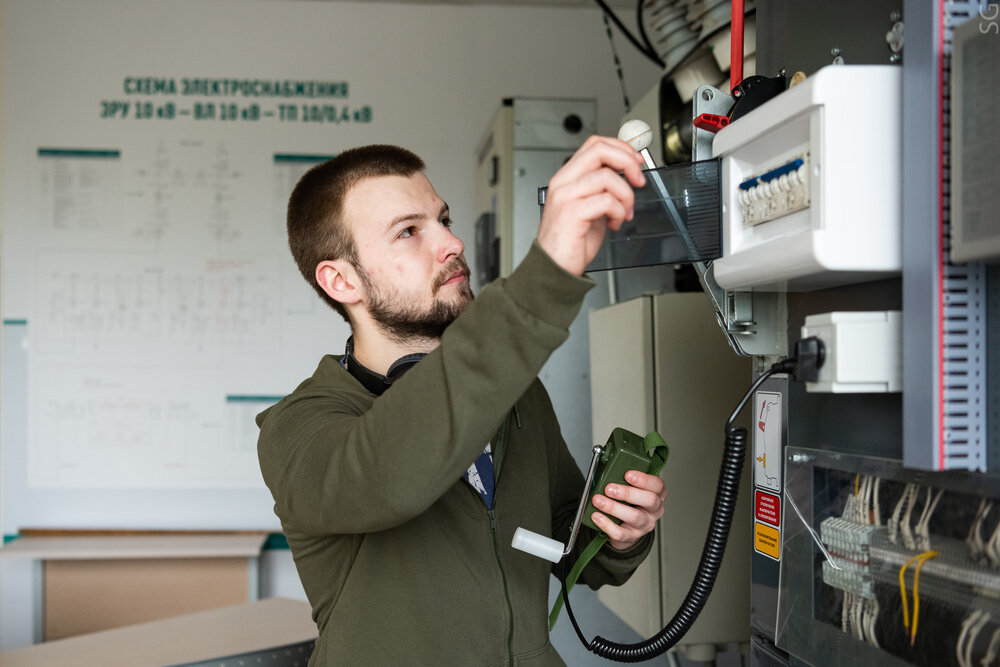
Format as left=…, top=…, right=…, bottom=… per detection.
left=712, top=65, right=903, bottom=291
left=778, top=450, right=1000, bottom=667
left=586, top=2, right=996, bottom=666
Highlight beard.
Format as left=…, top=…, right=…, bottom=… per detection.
left=360, top=256, right=475, bottom=344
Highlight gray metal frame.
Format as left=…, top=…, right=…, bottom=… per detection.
left=691, top=84, right=787, bottom=361
left=902, top=0, right=988, bottom=472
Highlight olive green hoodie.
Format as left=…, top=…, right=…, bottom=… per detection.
left=257, top=242, right=652, bottom=665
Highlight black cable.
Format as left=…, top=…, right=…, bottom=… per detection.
left=635, top=0, right=658, bottom=66
left=558, top=368, right=776, bottom=661
left=593, top=0, right=665, bottom=68
left=557, top=340, right=824, bottom=661
left=602, top=13, right=632, bottom=112
left=588, top=400, right=758, bottom=659
left=560, top=560, right=590, bottom=648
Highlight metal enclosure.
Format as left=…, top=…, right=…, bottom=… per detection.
left=474, top=97, right=596, bottom=279
left=748, top=1, right=998, bottom=665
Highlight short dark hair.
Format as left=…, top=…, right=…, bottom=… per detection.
left=286, top=145, right=426, bottom=322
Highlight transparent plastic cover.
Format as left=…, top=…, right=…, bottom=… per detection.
left=539, top=159, right=722, bottom=272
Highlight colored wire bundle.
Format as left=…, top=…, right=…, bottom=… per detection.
left=899, top=551, right=940, bottom=647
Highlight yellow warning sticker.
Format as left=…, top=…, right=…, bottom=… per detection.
left=754, top=521, right=780, bottom=561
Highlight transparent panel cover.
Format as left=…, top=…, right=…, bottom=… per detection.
left=540, top=159, right=721, bottom=272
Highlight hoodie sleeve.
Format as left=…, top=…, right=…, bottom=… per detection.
left=257, top=241, right=595, bottom=535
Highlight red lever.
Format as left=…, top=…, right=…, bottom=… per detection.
left=693, top=113, right=730, bottom=133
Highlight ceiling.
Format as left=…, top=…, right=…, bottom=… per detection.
left=289, top=0, right=637, bottom=7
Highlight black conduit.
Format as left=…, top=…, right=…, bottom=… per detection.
left=561, top=369, right=775, bottom=662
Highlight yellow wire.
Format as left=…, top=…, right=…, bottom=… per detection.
left=899, top=552, right=938, bottom=635
left=899, top=553, right=923, bottom=629
left=855, top=474, right=860, bottom=496
left=910, top=551, right=939, bottom=646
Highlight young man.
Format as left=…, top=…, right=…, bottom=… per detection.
left=257, top=136, right=665, bottom=665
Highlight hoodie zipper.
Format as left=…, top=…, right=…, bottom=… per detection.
left=488, top=493, right=515, bottom=665
left=483, top=409, right=516, bottom=665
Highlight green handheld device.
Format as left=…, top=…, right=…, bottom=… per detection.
left=581, top=427, right=668, bottom=533
left=511, top=427, right=670, bottom=630
left=511, top=427, right=669, bottom=563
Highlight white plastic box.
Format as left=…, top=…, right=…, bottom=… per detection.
left=801, top=311, right=902, bottom=393
left=712, top=65, right=902, bottom=291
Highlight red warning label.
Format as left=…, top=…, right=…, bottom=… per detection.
left=755, top=490, right=781, bottom=526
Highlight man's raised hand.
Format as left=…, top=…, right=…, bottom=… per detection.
left=536, top=135, right=646, bottom=276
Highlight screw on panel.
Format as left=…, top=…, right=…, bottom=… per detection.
left=887, top=21, right=905, bottom=54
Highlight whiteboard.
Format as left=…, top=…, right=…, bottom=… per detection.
left=0, top=0, right=660, bottom=531
left=4, top=142, right=346, bottom=528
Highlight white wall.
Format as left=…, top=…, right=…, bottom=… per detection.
left=0, top=0, right=662, bottom=656
left=0, top=0, right=660, bottom=530
left=0, top=0, right=660, bottom=269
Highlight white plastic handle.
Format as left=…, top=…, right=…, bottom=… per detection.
left=618, top=119, right=653, bottom=152
left=512, top=527, right=565, bottom=563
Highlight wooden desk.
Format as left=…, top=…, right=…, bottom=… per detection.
left=1, top=534, right=269, bottom=642
left=0, top=534, right=269, bottom=560
left=0, top=597, right=316, bottom=667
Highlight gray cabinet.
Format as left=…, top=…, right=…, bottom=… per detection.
left=589, top=292, right=753, bottom=659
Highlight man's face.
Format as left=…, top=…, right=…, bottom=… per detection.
left=342, top=172, right=474, bottom=343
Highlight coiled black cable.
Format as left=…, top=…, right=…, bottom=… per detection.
left=560, top=368, right=776, bottom=662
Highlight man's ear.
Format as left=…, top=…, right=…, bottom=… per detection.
left=316, top=259, right=362, bottom=306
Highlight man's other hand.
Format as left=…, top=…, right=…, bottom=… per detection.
left=590, top=470, right=666, bottom=551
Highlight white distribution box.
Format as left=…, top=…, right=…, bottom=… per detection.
left=712, top=65, right=902, bottom=291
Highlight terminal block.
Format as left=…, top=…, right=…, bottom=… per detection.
left=820, top=517, right=878, bottom=599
